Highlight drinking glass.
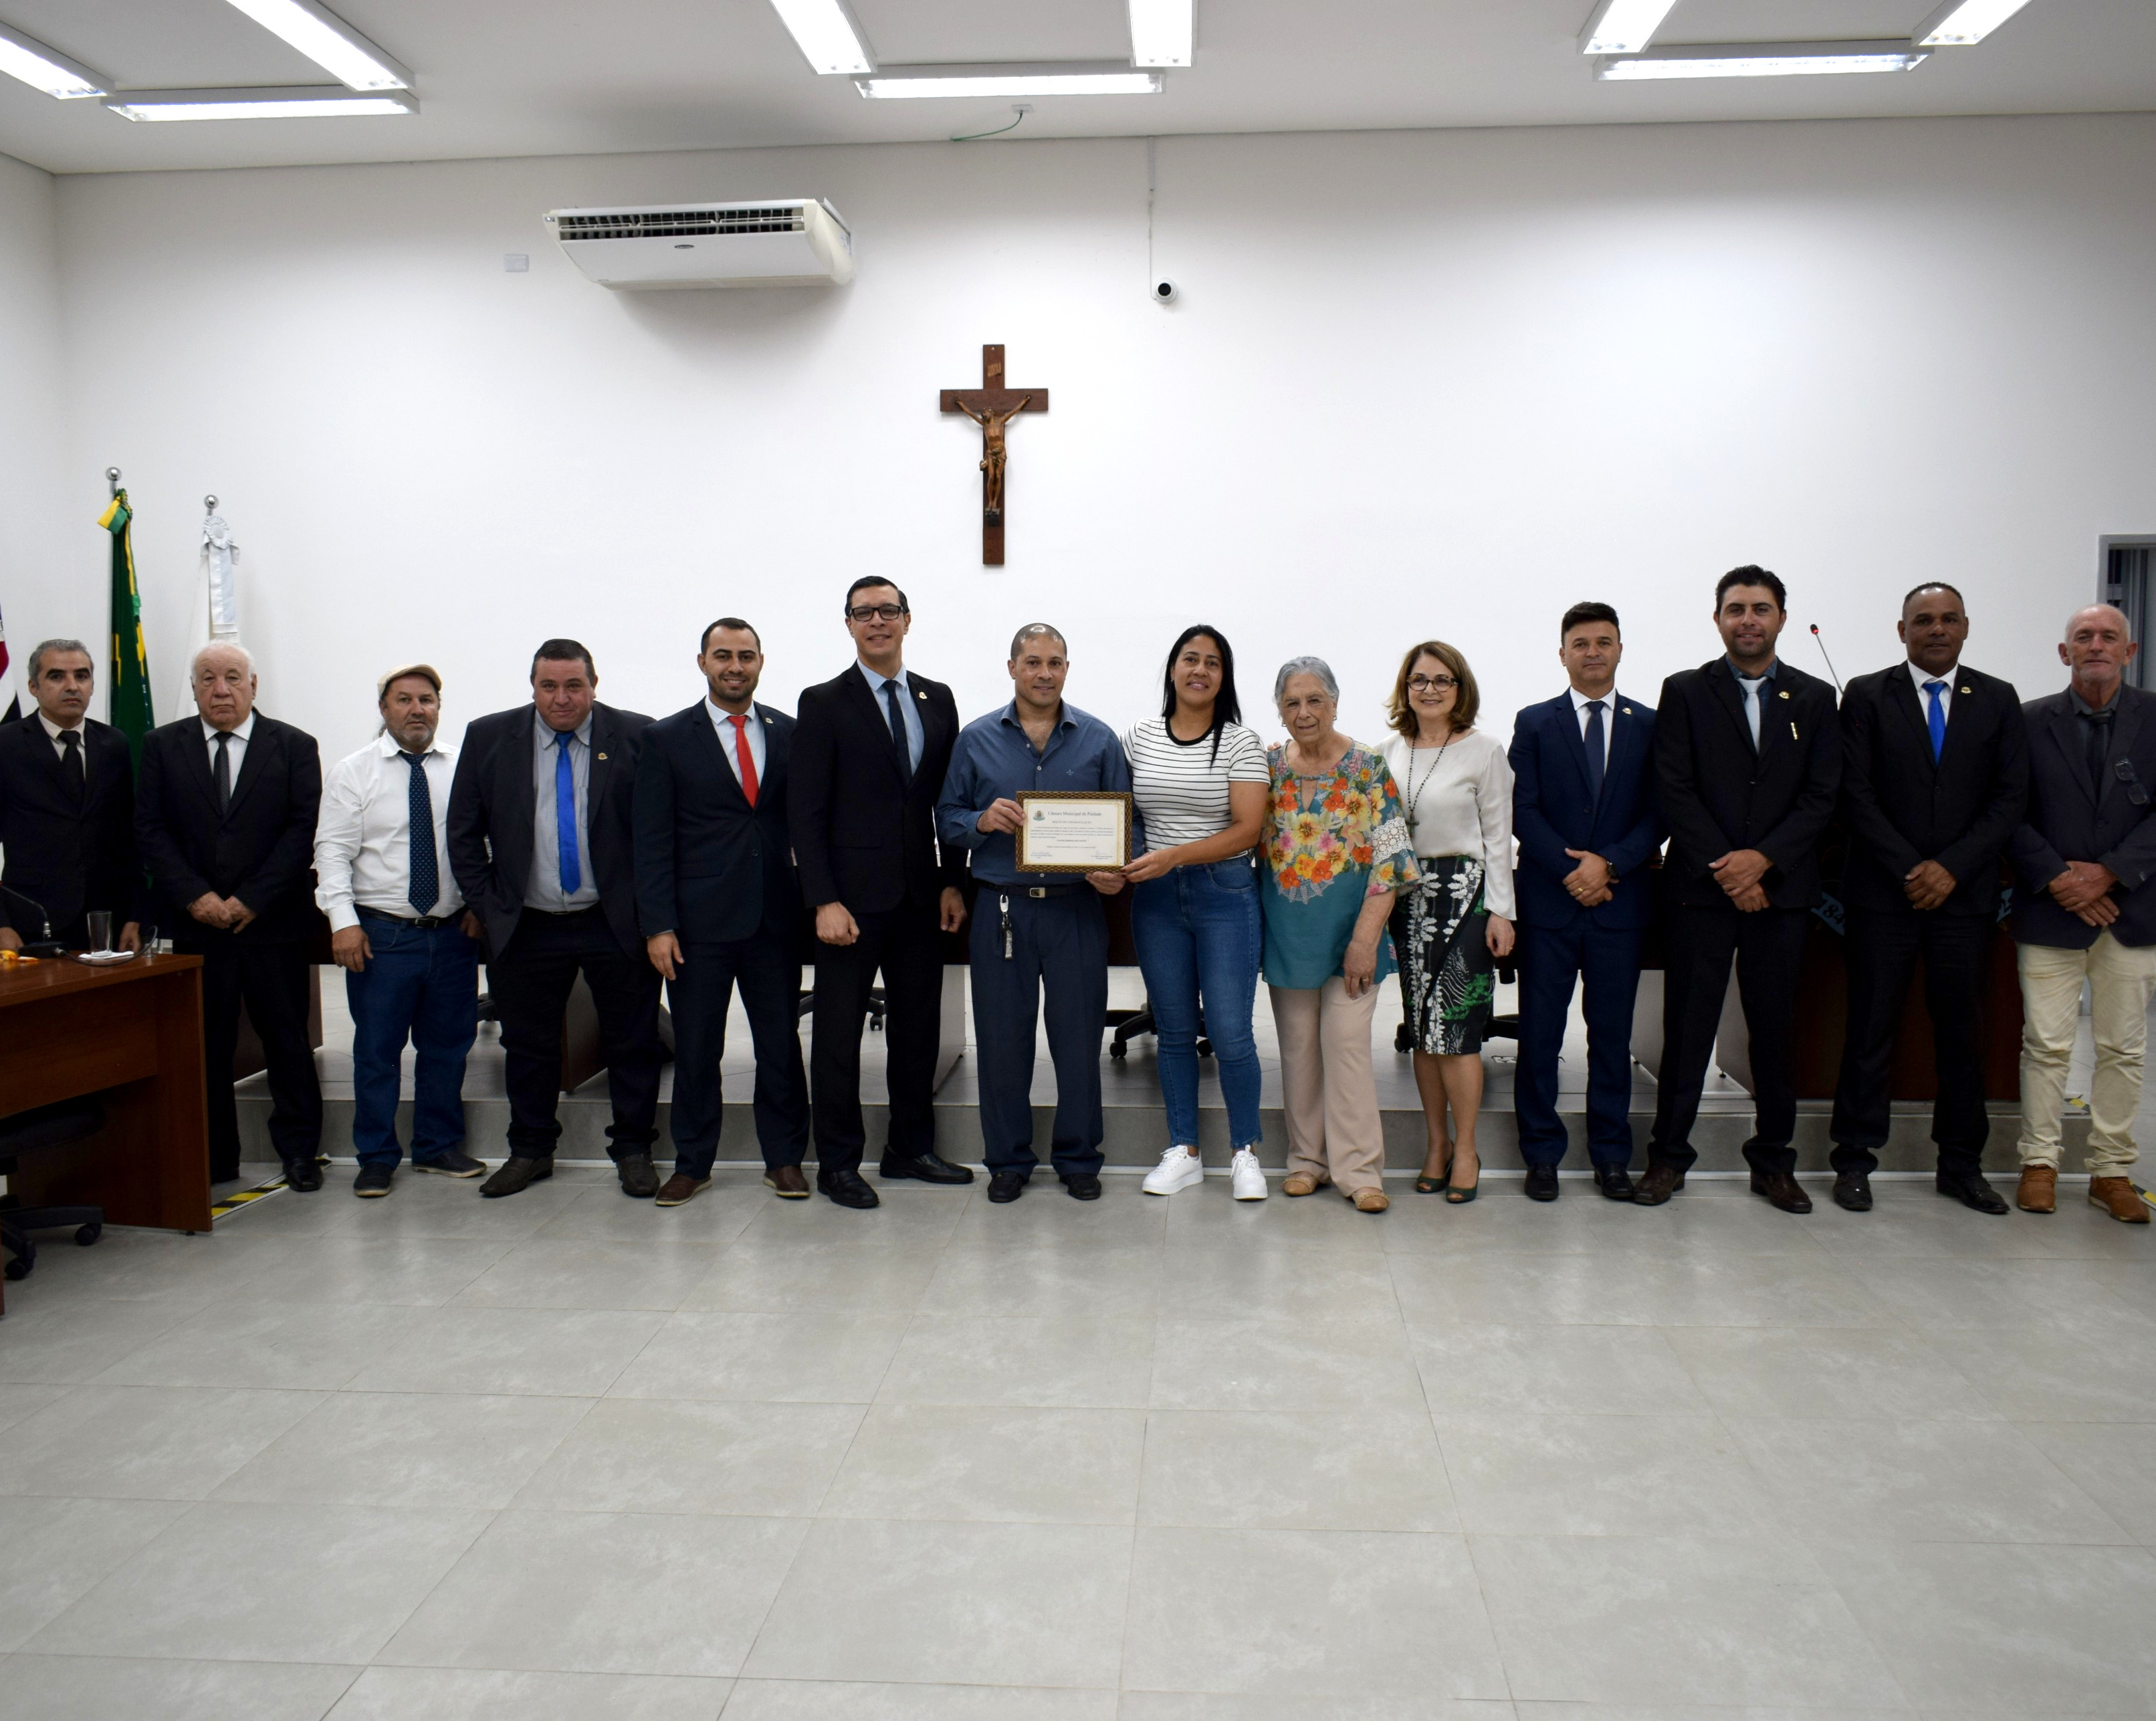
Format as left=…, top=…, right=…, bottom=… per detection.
left=87, top=910, right=112, bottom=953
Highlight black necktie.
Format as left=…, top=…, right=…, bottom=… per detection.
left=59, top=729, right=84, bottom=806
left=213, top=731, right=234, bottom=811
left=1584, top=700, right=1606, bottom=808
left=404, top=753, right=439, bottom=915
left=882, top=679, right=911, bottom=779
left=2083, top=707, right=2115, bottom=798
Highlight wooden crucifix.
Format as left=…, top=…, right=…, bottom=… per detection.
left=940, top=343, right=1049, bottom=566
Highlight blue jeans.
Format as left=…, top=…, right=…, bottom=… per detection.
left=346, top=911, right=481, bottom=1169
left=1131, top=858, right=1263, bottom=1149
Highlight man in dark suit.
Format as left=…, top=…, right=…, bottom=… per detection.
left=0, top=638, right=142, bottom=955
left=790, top=578, right=970, bottom=1209
left=2010, top=603, right=2156, bottom=1226
left=1642, top=566, right=1841, bottom=1213
left=136, top=642, right=324, bottom=1187
left=1830, top=583, right=2028, bottom=1216
left=447, top=639, right=660, bottom=1199
left=1509, top=602, right=1662, bottom=1202
left=637, top=617, right=809, bottom=1208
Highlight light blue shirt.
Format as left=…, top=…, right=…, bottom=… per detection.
left=527, top=711, right=599, bottom=911
left=859, top=663, right=924, bottom=774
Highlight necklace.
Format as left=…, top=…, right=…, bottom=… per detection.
left=1405, top=731, right=1453, bottom=823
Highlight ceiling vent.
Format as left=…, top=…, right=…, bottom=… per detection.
left=543, top=199, right=854, bottom=289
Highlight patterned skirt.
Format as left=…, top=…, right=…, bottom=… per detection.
left=1391, top=854, right=1495, bottom=1056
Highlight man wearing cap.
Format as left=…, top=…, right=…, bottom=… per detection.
left=314, top=664, right=486, bottom=1196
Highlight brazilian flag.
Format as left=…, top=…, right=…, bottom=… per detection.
left=99, top=489, right=154, bottom=766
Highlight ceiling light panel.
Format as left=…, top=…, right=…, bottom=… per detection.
left=1128, top=0, right=1193, bottom=67
left=1596, top=40, right=1929, bottom=77
left=218, top=0, right=412, bottom=90
left=104, top=85, right=419, bottom=120
left=769, top=0, right=875, bottom=74
left=0, top=21, right=108, bottom=98
left=1914, top=0, right=2036, bottom=45
left=1578, top=0, right=1679, bottom=55
left=856, top=63, right=1162, bottom=98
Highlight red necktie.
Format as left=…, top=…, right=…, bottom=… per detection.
left=729, top=713, right=759, bottom=808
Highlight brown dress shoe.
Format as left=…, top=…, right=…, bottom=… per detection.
left=764, top=1164, right=811, bottom=1199
left=654, top=1173, right=710, bottom=1207
left=2088, top=1175, right=2152, bottom=1224
left=1749, top=1169, right=1814, bottom=1214
left=1632, top=1165, right=1685, bottom=1206
left=2016, top=1165, right=2058, bottom=1214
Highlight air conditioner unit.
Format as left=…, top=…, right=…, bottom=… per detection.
left=543, top=199, right=854, bottom=289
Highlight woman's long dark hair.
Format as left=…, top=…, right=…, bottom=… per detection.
left=1159, top=624, right=1242, bottom=764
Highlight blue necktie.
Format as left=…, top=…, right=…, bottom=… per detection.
left=403, top=752, right=438, bottom=915
left=1924, top=680, right=1947, bottom=762
left=1584, top=699, right=1606, bottom=808
left=882, top=678, right=911, bottom=778
left=554, top=730, right=582, bottom=895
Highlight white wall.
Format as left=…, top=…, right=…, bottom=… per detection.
left=0, top=149, right=66, bottom=706
left=45, top=114, right=2156, bottom=767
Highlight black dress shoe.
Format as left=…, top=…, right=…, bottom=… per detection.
left=283, top=1157, right=324, bottom=1193
left=1592, top=1164, right=1635, bottom=1201
left=1632, top=1165, right=1685, bottom=1206
left=480, top=1155, right=554, bottom=1198
left=986, top=1169, right=1028, bottom=1203
left=879, top=1151, right=974, bottom=1185
left=819, top=1169, right=881, bottom=1209
left=1063, top=1173, right=1103, bottom=1200
left=615, top=1152, right=660, bottom=1199
left=1749, top=1169, right=1814, bottom=1214
left=1937, top=1170, right=2009, bottom=1215
left=1523, top=1165, right=1559, bottom=1202
left=1833, top=1172, right=1874, bottom=1212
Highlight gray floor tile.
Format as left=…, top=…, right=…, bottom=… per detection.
left=1729, top=1414, right=2135, bottom=1545
left=1471, top=1531, right=1903, bottom=1708
left=92, top=1300, right=429, bottom=1390
left=1943, top=1324, right=2156, bottom=1422
left=919, top=1244, right=1166, bottom=1318
left=734, top=1187, right=967, bottom=1248
left=1120, top=1700, right=1517, bottom=1721
left=238, top=1236, right=514, bottom=1305
left=1391, top=1250, right=1890, bottom=1329
left=1805, top=1197, right=2062, bottom=1260
left=1149, top=1314, right=1428, bottom=1413
left=0, top=1381, right=70, bottom=1435
left=511, top=1397, right=863, bottom=1516
left=726, top=1679, right=1117, bottom=1719
left=0, top=1496, right=191, bottom=1649
left=1812, top=1535, right=2156, bottom=1713
left=0, top=1384, right=318, bottom=1499
left=681, top=1238, right=942, bottom=1314
left=1576, top=1194, right=1830, bottom=1257
left=15, top=1229, right=295, bottom=1310
left=535, top=1183, right=760, bottom=1244
left=23, top=1498, right=490, bottom=1663
left=213, top=1391, right=592, bottom=1509
left=1844, top=1256, right=2142, bottom=1329
left=1379, top=1190, right=1616, bottom=1256
left=948, top=1180, right=1170, bottom=1246
left=744, top=1517, right=1131, bottom=1688
left=1122, top=1525, right=1505, bottom=1698
left=1662, top=1325, right=1999, bottom=1422
left=348, top=1305, right=667, bottom=1397
left=1, top=1653, right=359, bottom=1720
left=877, top=1314, right=1156, bottom=1408
left=332, top=1664, right=730, bottom=1718
left=312, top=1175, right=591, bottom=1240
left=1506, top=1705, right=1907, bottom=1720
left=823, top=1403, right=1146, bottom=1524
left=2018, top=1420, right=2156, bottom=1544
left=0, top=1291, right=197, bottom=1383
left=610, top=1310, right=909, bottom=1402
left=1152, top=1248, right=1400, bottom=1322
left=379, top=1509, right=808, bottom=1676
left=1162, top=1187, right=1386, bottom=1252
left=453, top=1238, right=724, bottom=1310
left=1138, top=1408, right=1458, bottom=1532
left=1412, top=1323, right=1711, bottom=1417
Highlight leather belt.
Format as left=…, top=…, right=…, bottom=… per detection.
left=357, top=907, right=455, bottom=929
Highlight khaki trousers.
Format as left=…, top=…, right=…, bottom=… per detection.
left=1270, top=978, right=1384, bottom=1195
left=2017, top=932, right=2156, bottom=1176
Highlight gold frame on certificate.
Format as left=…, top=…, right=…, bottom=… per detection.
left=1014, top=791, right=1134, bottom=874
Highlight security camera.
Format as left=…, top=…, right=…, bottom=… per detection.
left=1152, top=277, right=1178, bottom=305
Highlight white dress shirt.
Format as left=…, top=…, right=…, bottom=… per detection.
left=201, top=710, right=255, bottom=781
left=705, top=699, right=767, bottom=788
left=859, top=663, right=924, bottom=773
left=1908, top=659, right=1959, bottom=725
left=1566, top=685, right=1616, bottom=770
left=38, top=712, right=89, bottom=783
left=314, top=731, right=463, bottom=930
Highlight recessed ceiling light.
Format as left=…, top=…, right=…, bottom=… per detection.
left=1578, top=0, right=1681, bottom=55
left=218, top=0, right=411, bottom=90
left=856, top=64, right=1163, bottom=98
left=768, top=0, right=875, bottom=75
left=104, top=86, right=419, bottom=120
left=1128, top=0, right=1194, bottom=68
left=0, top=21, right=108, bottom=98
left=1596, top=40, right=1930, bottom=78
left=1914, top=0, right=2038, bottom=46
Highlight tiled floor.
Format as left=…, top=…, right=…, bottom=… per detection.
left=3, top=1155, right=2153, bottom=1718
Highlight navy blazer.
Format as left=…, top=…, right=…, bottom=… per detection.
left=633, top=699, right=798, bottom=947
left=2010, top=684, right=2156, bottom=949
left=0, top=713, right=143, bottom=936
left=1509, top=691, right=1663, bottom=931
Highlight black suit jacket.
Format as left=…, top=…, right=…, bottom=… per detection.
left=635, top=700, right=798, bottom=947
left=2010, top=684, right=2156, bottom=949
left=1839, top=663, right=2028, bottom=917
left=1654, top=657, right=1841, bottom=910
left=789, top=664, right=963, bottom=915
left=135, top=713, right=323, bottom=945
left=0, top=715, right=142, bottom=937
left=447, top=701, right=653, bottom=960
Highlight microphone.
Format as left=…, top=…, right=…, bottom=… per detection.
left=1809, top=623, right=1844, bottom=694
left=0, top=882, right=64, bottom=958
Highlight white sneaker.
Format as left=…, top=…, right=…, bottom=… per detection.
left=1143, top=1145, right=1205, bottom=1195
left=1230, top=1148, right=1269, bottom=1201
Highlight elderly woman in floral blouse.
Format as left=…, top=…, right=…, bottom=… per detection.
left=1260, top=657, right=1420, bottom=1213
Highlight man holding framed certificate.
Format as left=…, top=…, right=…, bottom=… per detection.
left=936, top=624, right=1137, bottom=1202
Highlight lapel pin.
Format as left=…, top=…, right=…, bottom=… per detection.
left=918, top=689, right=928, bottom=701
left=596, top=752, right=607, bottom=761
left=1960, top=685, right=1971, bottom=695
left=1622, top=707, right=1633, bottom=715
left=1790, top=722, right=1799, bottom=739
left=1778, top=689, right=1791, bottom=700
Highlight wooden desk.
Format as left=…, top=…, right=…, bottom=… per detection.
left=0, top=954, right=213, bottom=1312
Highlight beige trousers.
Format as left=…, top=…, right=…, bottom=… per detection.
left=2017, top=932, right=2156, bottom=1175
left=1270, top=978, right=1384, bottom=1194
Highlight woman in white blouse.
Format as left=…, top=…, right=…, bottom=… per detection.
left=1376, top=641, right=1515, bottom=1203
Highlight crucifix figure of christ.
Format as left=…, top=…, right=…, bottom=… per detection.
left=939, top=343, right=1049, bottom=566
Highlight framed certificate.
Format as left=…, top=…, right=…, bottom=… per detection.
left=1016, top=791, right=1133, bottom=874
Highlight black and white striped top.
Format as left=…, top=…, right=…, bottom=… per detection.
left=1121, top=717, right=1270, bottom=856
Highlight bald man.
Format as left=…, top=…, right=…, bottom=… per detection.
left=2008, top=604, right=2156, bottom=1224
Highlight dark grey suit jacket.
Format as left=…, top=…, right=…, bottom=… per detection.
left=2011, top=683, right=2156, bottom=949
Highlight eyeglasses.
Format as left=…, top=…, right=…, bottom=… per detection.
left=1407, top=674, right=1457, bottom=693
left=846, top=603, right=907, bottom=622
